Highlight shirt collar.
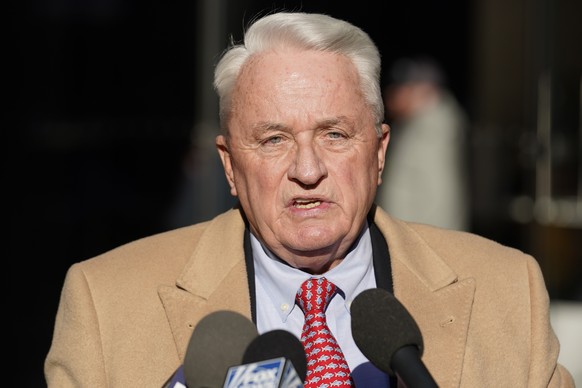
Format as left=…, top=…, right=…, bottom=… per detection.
left=251, top=223, right=375, bottom=323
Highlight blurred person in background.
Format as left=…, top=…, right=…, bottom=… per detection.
left=377, top=57, right=471, bottom=231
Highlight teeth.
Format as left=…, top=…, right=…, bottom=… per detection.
left=295, top=200, right=321, bottom=209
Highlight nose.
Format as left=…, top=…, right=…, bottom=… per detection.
left=287, top=141, right=327, bottom=186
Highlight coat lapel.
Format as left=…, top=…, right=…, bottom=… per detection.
left=374, top=207, right=475, bottom=388
left=158, top=208, right=252, bottom=360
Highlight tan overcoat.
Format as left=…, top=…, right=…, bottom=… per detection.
left=45, top=206, right=575, bottom=387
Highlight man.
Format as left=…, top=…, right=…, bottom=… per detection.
left=377, top=57, right=471, bottom=231
left=45, top=12, right=574, bottom=387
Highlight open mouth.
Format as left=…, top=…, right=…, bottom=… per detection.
left=294, top=199, right=322, bottom=209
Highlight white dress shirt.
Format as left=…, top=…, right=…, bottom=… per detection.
left=252, top=223, right=377, bottom=371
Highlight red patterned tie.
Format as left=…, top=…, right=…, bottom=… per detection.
left=296, top=277, right=352, bottom=387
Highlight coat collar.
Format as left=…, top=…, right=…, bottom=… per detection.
left=372, top=205, right=459, bottom=292
left=373, top=205, right=475, bottom=387
left=158, top=208, right=252, bottom=359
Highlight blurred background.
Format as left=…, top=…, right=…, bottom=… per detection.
left=11, top=0, right=581, bottom=385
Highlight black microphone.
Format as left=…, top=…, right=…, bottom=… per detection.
left=173, top=310, right=259, bottom=388
left=163, top=365, right=185, bottom=388
left=223, top=329, right=307, bottom=387
left=350, top=288, right=438, bottom=388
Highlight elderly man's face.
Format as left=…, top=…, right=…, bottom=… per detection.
left=217, top=49, right=389, bottom=274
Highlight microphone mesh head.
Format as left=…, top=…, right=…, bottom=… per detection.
left=242, top=329, right=307, bottom=381
left=184, top=310, right=258, bottom=388
left=350, top=288, right=423, bottom=375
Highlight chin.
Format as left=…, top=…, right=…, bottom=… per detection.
left=288, top=236, right=338, bottom=257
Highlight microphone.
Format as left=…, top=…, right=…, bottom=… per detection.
left=163, top=365, right=186, bottom=388
left=223, top=329, right=307, bottom=388
left=350, top=288, right=438, bottom=388
left=167, top=310, right=258, bottom=388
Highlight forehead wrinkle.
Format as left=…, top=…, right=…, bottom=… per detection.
left=252, top=115, right=356, bottom=135
left=253, top=121, right=288, bottom=133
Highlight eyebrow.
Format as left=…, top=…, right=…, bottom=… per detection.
left=316, top=116, right=354, bottom=129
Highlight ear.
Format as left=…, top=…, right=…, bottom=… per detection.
left=376, top=123, right=391, bottom=186
left=216, top=135, right=238, bottom=197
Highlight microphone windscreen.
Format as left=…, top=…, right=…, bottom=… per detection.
left=184, top=310, right=259, bottom=388
left=350, top=288, right=423, bottom=375
left=242, top=329, right=308, bottom=382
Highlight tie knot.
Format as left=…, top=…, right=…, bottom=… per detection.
left=296, top=277, right=337, bottom=314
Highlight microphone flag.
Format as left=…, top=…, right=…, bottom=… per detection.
left=223, top=357, right=303, bottom=388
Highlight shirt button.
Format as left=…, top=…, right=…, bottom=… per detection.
left=280, top=303, right=289, bottom=312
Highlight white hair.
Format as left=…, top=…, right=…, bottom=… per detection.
left=213, top=12, right=384, bottom=136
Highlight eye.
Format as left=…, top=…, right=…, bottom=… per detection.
left=264, top=135, right=283, bottom=144
left=324, top=129, right=350, bottom=141
left=319, top=127, right=352, bottom=150
left=327, top=131, right=344, bottom=139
